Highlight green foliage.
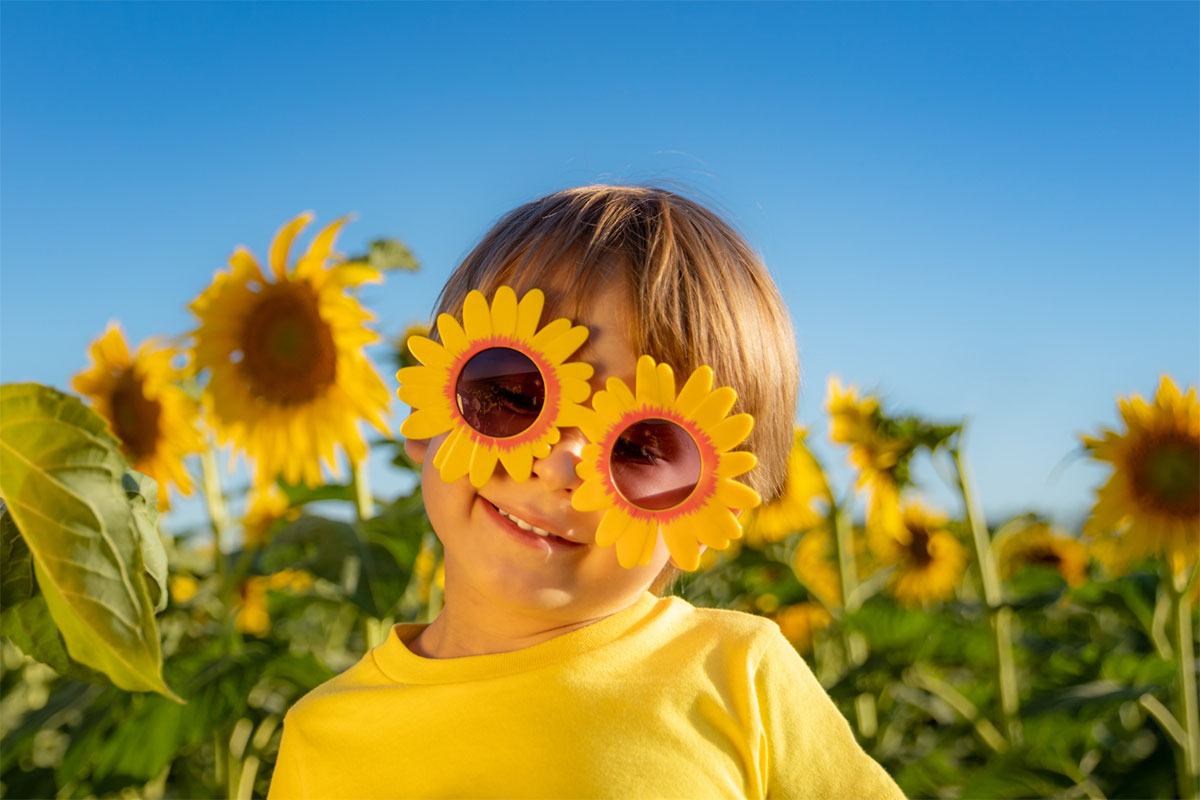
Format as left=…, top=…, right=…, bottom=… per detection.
left=0, top=384, right=176, bottom=700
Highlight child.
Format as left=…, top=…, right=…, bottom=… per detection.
left=267, top=186, right=905, bottom=799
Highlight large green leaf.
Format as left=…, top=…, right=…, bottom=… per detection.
left=1, top=501, right=34, bottom=605
left=0, top=592, right=110, bottom=685
left=124, top=471, right=168, bottom=613
left=0, top=383, right=179, bottom=701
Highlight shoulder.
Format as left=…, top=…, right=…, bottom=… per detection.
left=652, top=595, right=783, bottom=666
left=282, top=651, right=387, bottom=726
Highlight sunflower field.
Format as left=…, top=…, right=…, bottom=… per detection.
left=1, top=216, right=1197, bottom=800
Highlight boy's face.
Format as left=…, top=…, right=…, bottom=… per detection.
left=405, top=281, right=676, bottom=626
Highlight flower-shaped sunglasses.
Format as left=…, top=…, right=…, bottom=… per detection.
left=395, top=286, right=759, bottom=571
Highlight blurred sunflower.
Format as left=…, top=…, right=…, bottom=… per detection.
left=169, top=574, right=199, bottom=605
left=772, top=602, right=833, bottom=653
left=997, top=522, right=1090, bottom=587
left=1080, top=375, right=1199, bottom=575
left=875, top=498, right=967, bottom=607
left=190, top=213, right=391, bottom=488
left=241, top=484, right=298, bottom=549
left=72, top=322, right=202, bottom=509
left=742, top=426, right=831, bottom=547
left=792, top=526, right=842, bottom=608
left=234, top=578, right=270, bottom=636
left=825, top=376, right=908, bottom=537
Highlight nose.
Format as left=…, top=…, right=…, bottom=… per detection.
left=532, top=427, right=587, bottom=493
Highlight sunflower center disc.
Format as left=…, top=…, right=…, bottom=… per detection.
left=905, top=525, right=934, bottom=567
left=1132, top=433, right=1200, bottom=515
left=240, top=285, right=337, bottom=405
left=611, top=419, right=702, bottom=511
left=109, top=369, right=162, bottom=461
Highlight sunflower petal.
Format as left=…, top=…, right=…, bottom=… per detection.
left=570, top=477, right=612, bottom=512
left=463, top=291, right=492, bottom=340
left=595, top=509, right=630, bottom=547
left=693, top=386, right=738, bottom=430
left=662, top=523, right=702, bottom=572
left=710, top=413, right=755, bottom=452
left=606, top=378, right=636, bottom=411
left=400, top=408, right=451, bottom=440
left=304, top=216, right=349, bottom=265
left=530, top=318, right=572, bottom=352
left=436, top=313, right=469, bottom=356
left=498, top=445, right=533, bottom=482
left=269, top=213, right=314, bottom=280
left=432, top=427, right=462, bottom=471
left=324, top=263, right=383, bottom=289
left=396, top=384, right=444, bottom=411
left=695, top=506, right=741, bottom=547
left=717, top=451, right=757, bottom=478
left=396, top=365, right=443, bottom=391
left=635, top=356, right=659, bottom=405
left=468, top=444, right=499, bottom=488
left=676, top=366, right=714, bottom=417
left=491, top=286, right=519, bottom=337
left=540, top=324, right=589, bottom=365
left=515, top=289, right=545, bottom=340
left=439, top=428, right=475, bottom=482
left=615, top=521, right=654, bottom=568
left=558, top=361, right=595, bottom=383
left=657, top=363, right=676, bottom=404
left=408, top=336, right=452, bottom=369
left=716, top=478, right=761, bottom=510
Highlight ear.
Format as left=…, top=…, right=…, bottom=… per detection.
left=405, top=436, right=430, bottom=466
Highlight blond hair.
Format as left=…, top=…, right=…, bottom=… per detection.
left=432, top=185, right=799, bottom=594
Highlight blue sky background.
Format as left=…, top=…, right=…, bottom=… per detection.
left=2, top=2, right=1197, bottom=539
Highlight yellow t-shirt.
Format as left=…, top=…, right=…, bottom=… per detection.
left=268, top=591, right=905, bottom=799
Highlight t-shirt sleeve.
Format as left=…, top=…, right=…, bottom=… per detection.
left=755, top=630, right=906, bottom=800
left=266, top=711, right=307, bottom=799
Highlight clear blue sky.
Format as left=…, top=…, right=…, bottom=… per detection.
left=2, top=2, right=1197, bottom=536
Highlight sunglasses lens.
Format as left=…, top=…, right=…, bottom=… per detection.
left=610, top=419, right=702, bottom=510
left=456, top=348, right=545, bottom=437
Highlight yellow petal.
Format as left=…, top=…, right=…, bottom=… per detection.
left=615, top=521, right=654, bottom=569
left=557, top=404, right=600, bottom=438
left=515, top=289, right=545, bottom=340
left=606, top=378, right=636, bottom=411
left=396, top=384, right=444, bottom=411
left=595, top=509, right=630, bottom=547
left=558, top=361, right=595, bottom=383
left=657, top=363, right=676, bottom=404
left=229, top=247, right=266, bottom=284
left=540, top=324, right=589, bottom=365
left=635, top=356, right=659, bottom=405
left=637, top=522, right=660, bottom=566
left=400, top=408, right=451, bottom=440
left=694, top=506, right=741, bottom=548
left=710, top=413, right=755, bottom=452
left=676, top=366, right=714, bottom=417
left=560, top=377, right=592, bottom=405
left=693, top=386, right=738, bottom=430
left=439, top=428, right=475, bottom=482
left=717, top=451, right=757, bottom=478
left=269, top=213, right=314, bottom=280
left=662, top=523, right=701, bottom=571
left=463, top=290, right=492, bottom=340
left=432, top=426, right=463, bottom=471
left=437, top=313, right=469, bottom=356
left=491, top=286, right=519, bottom=337
left=570, top=477, right=612, bottom=512
left=324, top=263, right=383, bottom=289
left=303, top=216, right=349, bottom=264
left=530, top=318, right=572, bottom=352
left=498, top=445, right=533, bottom=482
left=395, top=365, right=443, bottom=390
left=408, top=336, right=452, bottom=369
left=716, top=478, right=761, bottom=510
left=468, top=444, right=500, bottom=488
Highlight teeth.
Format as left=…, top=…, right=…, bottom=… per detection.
left=498, top=508, right=553, bottom=538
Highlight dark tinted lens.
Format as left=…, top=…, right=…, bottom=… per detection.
left=456, top=348, right=544, bottom=437
left=610, top=419, right=702, bottom=510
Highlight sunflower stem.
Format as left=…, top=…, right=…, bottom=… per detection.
left=199, top=446, right=229, bottom=584
left=830, top=497, right=876, bottom=738
left=352, top=458, right=375, bottom=521
left=951, top=436, right=1021, bottom=746
left=1169, top=563, right=1199, bottom=799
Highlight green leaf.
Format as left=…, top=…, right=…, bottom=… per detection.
left=0, top=383, right=180, bottom=701
left=0, top=593, right=110, bottom=685
left=277, top=477, right=355, bottom=506
left=124, top=471, right=169, bottom=613
left=1, top=500, right=34, bottom=605
left=365, top=238, right=419, bottom=271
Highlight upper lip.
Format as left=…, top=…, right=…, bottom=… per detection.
left=482, top=498, right=589, bottom=545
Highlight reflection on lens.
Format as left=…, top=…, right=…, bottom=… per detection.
left=456, top=348, right=544, bottom=437
left=610, top=419, right=702, bottom=510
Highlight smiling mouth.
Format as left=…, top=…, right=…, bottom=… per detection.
left=484, top=500, right=582, bottom=546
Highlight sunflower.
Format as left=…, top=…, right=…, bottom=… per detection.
left=72, top=322, right=202, bottom=510
left=1080, top=375, right=1199, bottom=575
left=773, top=602, right=833, bottom=654
left=241, top=483, right=297, bottom=549
left=825, top=375, right=908, bottom=538
left=397, top=286, right=595, bottom=487
left=190, top=213, right=391, bottom=488
left=742, top=426, right=831, bottom=547
left=874, top=497, right=967, bottom=607
left=571, top=355, right=760, bottom=571
left=996, top=522, right=1089, bottom=587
